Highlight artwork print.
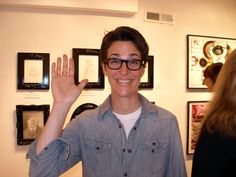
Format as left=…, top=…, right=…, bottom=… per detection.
left=187, top=101, right=208, bottom=154
left=187, top=35, right=236, bottom=88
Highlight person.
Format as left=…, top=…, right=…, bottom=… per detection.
left=191, top=49, right=236, bottom=177
left=24, top=116, right=42, bottom=139
left=202, top=62, right=223, bottom=91
left=27, top=26, right=187, bottom=177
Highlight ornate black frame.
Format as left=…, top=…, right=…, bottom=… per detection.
left=16, top=104, right=50, bottom=145
left=139, top=55, right=154, bottom=89
left=73, top=48, right=104, bottom=89
left=17, top=52, right=50, bottom=90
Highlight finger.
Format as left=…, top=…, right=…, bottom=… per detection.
left=62, top=54, right=68, bottom=76
left=57, top=57, right=62, bottom=76
left=68, top=58, right=74, bottom=76
left=51, top=62, right=56, bottom=78
left=78, top=79, right=88, bottom=90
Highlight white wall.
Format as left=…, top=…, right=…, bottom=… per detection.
left=0, top=0, right=236, bottom=176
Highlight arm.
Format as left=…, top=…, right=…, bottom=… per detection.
left=36, top=55, right=88, bottom=154
left=165, top=119, right=187, bottom=177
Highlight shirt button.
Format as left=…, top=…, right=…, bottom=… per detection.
left=124, top=172, right=128, bottom=176
left=128, top=149, right=132, bottom=153
left=119, top=124, right=122, bottom=128
left=133, top=127, right=137, bottom=130
left=123, top=148, right=126, bottom=152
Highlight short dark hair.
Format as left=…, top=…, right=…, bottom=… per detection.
left=99, top=26, right=149, bottom=64
left=203, top=62, right=223, bottom=84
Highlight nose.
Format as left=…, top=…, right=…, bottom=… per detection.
left=119, top=61, right=129, bottom=74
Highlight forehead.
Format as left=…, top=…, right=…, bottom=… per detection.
left=107, top=41, right=140, bottom=57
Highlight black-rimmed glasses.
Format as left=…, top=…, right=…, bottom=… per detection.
left=105, top=58, right=145, bottom=71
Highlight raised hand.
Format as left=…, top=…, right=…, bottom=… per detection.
left=51, top=54, right=88, bottom=106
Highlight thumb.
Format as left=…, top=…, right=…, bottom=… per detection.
left=78, top=79, right=88, bottom=90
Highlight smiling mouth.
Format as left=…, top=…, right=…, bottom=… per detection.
left=117, top=79, right=131, bottom=84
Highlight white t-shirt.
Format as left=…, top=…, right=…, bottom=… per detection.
left=113, top=107, right=141, bottom=138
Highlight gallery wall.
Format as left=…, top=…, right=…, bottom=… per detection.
left=0, top=0, right=236, bottom=176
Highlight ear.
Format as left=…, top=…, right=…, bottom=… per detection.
left=102, top=63, right=108, bottom=76
left=140, top=66, right=146, bottom=77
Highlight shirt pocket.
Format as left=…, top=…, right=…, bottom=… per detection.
left=84, top=139, right=112, bottom=171
left=138, top=140, right=168, bottom=174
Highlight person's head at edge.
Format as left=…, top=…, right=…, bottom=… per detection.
left=202, top=62, right=223, bottom=92
left=202, top=49, right=236, bottom=138
left=99, top=26, right=149, bottom=112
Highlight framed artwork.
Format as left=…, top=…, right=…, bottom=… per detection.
left=16, top=104, right=50, bottom=145
left=139, top=55, right=154, bottom=89
left=70, top=103, right=98, bottom=121
left=17, top=52, right=50, bottom=90
left=187, top=35, right=236, bottom=89
left=187, top=101, right=208, bottom=154
left=73, top=48, right=104, bottom=89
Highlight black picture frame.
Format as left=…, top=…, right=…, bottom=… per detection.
left=187, top=101, right=208, bottom=154
left=17, top=52, right=50, bottom=90
left=187, top=34, right=236, bottom=89
left=70, top=103, right=98, bottom=121
left=16, top=104, right=50, bottom=145
left=139, top=55, right=154, bottom=89
left=73, top=48, right=104, bottom=89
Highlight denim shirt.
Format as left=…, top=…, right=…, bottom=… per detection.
left=27, top=94, right=187, bottom=177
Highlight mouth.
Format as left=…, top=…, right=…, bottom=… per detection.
left=117, top=79, right=131, bottom=85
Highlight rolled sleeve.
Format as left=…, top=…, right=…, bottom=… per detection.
left=26, top=138, right=71, bottom=177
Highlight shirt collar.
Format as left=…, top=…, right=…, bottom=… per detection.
left=97, top=94, right=158, bottom=120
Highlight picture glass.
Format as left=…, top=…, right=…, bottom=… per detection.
left=187, top=35, right=236, bottom=88
left=187, top=101, right=208, bottom=154
left=23, top=111, right=44, bottom=140
left=24, top=60, right=43, bottom=83
left=78, top=55, right=99, bottom=82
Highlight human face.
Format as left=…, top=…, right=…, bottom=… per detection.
left=27, top=117, right=39, bottom=129
left=102, top=41, right=145, bottom=99
left=203, top=77, right=214, bottom=92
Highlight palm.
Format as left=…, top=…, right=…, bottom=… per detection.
left=51, top=55, right=87, bottom=105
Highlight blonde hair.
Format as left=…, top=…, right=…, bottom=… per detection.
left=201, top=49, right=236, bottom=139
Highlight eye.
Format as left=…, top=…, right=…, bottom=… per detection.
left=109, top=59, right=120, bottom=64
left=128, top=60, right=140, bottom=65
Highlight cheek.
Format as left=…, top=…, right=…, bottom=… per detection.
left=139, top=68, right=145, bottom=78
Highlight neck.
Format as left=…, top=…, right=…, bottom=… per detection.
left=111, top=94, right=141, bottom=114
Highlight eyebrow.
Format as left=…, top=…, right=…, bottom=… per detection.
left=108, top=53, right=141, bottom=58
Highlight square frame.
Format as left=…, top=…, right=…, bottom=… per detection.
left=187, top=35, right=236, bottom=89
left=187, top=101, right=208, bottom=154
left=16, top=104, right=50, bottom=145
left=73, top=48, right=104, bottom=89
left=139, top=55, right=154, bottom=89
left=17, top=52, right=50, bottom=90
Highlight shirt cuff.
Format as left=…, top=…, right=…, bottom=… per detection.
left=26, top=138, right=70, bottom=161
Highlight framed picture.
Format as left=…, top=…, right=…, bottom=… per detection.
left=70, top=103, right=98, bottom=121
left=187, top=101, right=208, bottom=154
left=73, top=48, right=104, bottom=89
left=17, top=52, right=50, bottom=90
left=139, top=55, right=154, bottom=89
left=16, top=104, right=50, bottom=145
left=187, top=35, right=236, bottom=89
